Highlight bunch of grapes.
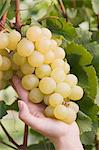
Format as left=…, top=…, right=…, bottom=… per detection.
left=0, top=25, right=84, bottom=124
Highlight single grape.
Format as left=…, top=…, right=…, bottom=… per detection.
left=22, top=74, right=39, bottom=90
left=65, top=74, right=78, bottom=86
left=0, top=55, right=3, bottom=66
left=39, top=77, right=56, bottom=94
left=54, top=47, right=65, bottom=59
left=0, top=71, right=3, bottom=80
left=7, top=30, right=21, bottom=50
left=26, top=26, right=42, bottom=42
left=0, top=56, right=11, bottom=71
left=44, top=95, right=50, bottom=105
left=55, top=82, right=71, bottom=98
left=44, top=51, right=55, bottom=64
left=36, top=37, right=51, bottom=54
left=65, top=101, right=79, bottom=113
left=29, top=88, right=44, bottom=103
left=21, top=62, right=35, bottom=74
left=51, top=68, right=66, bottom=83
left=54, top=105, right=77, bottom=124
left=41, top=28, right=52, bottom=39
left=35, top=64, right=51, bottom=79
left=64, top=62, right=70, bottom=74
left=49, top=93, right=64, bottom=107
left=0, top=32, right=8, bottom=49
left=68, top=85, right=84, bottom=100
left=50, top=39, right=57, bottom=50
left=13, top=52, right=26, bottom=66
left=44, top=106, right=54, bottom=117
left=28, top=51, right=45, bottom=67
left=17, top=38, right=34, bottom=57
left=51, top=59, right=64, bottom=69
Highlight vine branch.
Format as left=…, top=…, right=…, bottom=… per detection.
left=0, top=121, right=19, bottom=148
left=96, top=14, right=99, bottom=30
left=23, top=124, right=28, bottom=150
left=15, top=0, right=21, bottom=31
left=0, top=11, right=7, bottom=31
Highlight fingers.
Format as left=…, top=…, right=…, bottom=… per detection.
left=12, top=76, right=28, bottom=103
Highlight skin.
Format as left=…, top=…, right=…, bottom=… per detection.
left=12, top=76, right=84, bottom=150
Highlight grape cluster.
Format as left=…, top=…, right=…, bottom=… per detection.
left=0, top=26, right=84, bottom=124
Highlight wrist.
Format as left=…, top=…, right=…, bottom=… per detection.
left=53, top=136, right=84, bottom=150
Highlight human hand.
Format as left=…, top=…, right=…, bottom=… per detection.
left=12, top=76, right=84, bottom=150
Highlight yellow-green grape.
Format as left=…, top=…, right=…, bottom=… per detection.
left=26, top=26, right=42, bottom=42
left=0, top=49, right=9, bottom=57
left=51, top=59, right=64, bottom=69
left=54, top=47, right=65, bottom=59
left=55, top=82, right=71, bottom=98
left=44, top=51, right=55, bottom=64
left=44, top=95, right=50, bottom=105
left=0, top=56, right=11, bottom=71
left=68, top=85, right=84, bottom=101
left=39, top=77, right=56, bottom=94
left=66, top=101, right=79, bottom=113
left=17, top=38, right=34, bottom=57
left=65, top=74, right=78, bottom=87
left=22, top=74, right=39, bottom=90
left=50, top=39, right=57, bottom=50
left=3, top=69, right=13, bottom=80
left=21, top=62, right=35, bottom=74
left=41, top=28, right=52, bottom=39
left=0, top=71, right=3, bottom=80
left=49, top=93, right=64, bottom=107
left=7, top=30, right=21, bottom=50
left=13, top=52, right=26, bottom=66
left=0, top=32, right=9, bottom=49
left=54, top=105, right=76, bottom=124
left=51, top=68, right=66, bottom=83
left=0, top=55, right=3, bottom=66
left=44, top=106, right=54, bottom=117
left=36, top=37, right=51, bottom=54
left=35, top=64, right=51, bottom=79
left=64, top=62, right=70, bottom=74
left=29, top=88, right=44, bottom=103
left=28, top=51, right=44, bottom=67
left=16, top=70, right=24, bottom=78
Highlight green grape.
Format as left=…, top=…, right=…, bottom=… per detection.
left=29, top=88, right=44, bottom=103
left=26, top=26, right=42, bottom=42
left=51, top=59, right=64, bottom=69
left=0, top=55, right=3, bottom=66
left=50, top=39, right=57, bottom=50
left=35, top=64, right=51, bottom=79
left=54, top=105, right=77, bottom=124
left=0, top=32, right=8, bottom=49
left=28, top=51, right=45, bottom=67
left=7, top=30, right=21, bottom=50
left=54, top=47, right=65, bottom=59
left=44, top=95, right=50, bottom=105
left=64, top=62, right=70, bottom=74
left=44, top=106, right=54, bottom=117
left=21, top=62, right=35, bottom=74
left=41, top=28, right=52, bottom=39
left=13, top=52, right=26, bottom=66
left=0, top=56, right=11, bottom=71
left=44, top=51, right=55, bottom=64
left=39, top=77, right=56, bottom=94
left=49, top=93, right=64, bottom=107
left=22, top=74, right=39, bottom=90
left=68, top=85, right=84, bottom=100
left=17, top=38, right=34, bottom=57
left=55, top=82, right=71, bottom=98
left=66, top=101, right=79, bottom=113
left=65, top=74, right=78, bottom=86
left=51, top=68, right=66, bottom=83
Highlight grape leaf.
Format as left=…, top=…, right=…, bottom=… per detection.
left=46, top=18, right=77, bottom=40
left=92, top=0, right=99, bottom=15
left=6, top=100, right=18, bottom=111
left=77, top=111, right=92, bottom=134
left=64, top=42, right=97, bottom=99
left=0, top=101, right=7, bottom=119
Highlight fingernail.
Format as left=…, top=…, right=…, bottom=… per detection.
left=18, top=101, right=23, bottom=112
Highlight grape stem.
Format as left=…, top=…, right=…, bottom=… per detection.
left=0, top=121, right=20, bottom=148
left=23, top=124, right=28, bottom=150
left=57, top=0, right=68, bottom=21
left=96, top=14, right=99, bottom=30
left=95, top=134, right=99, bottom=150
left=15, top=0, right=21, bottom=31
left=0, top=11, right=7, bottom=31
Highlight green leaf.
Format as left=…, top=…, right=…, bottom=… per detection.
left=0, top=101, right=7, bottom=119
left=92, top=0, right=99, bottom=15
left=92, top=31, right=99, bottom=43
left=6, top=100, right=18, bottom=111
left=0, top=0, right=11, bottom=19
left=77, top=111, right=92, bottom=134
left=46, top=18, right=77, bottom=40
left=64, top=42, right=97, bottom=99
